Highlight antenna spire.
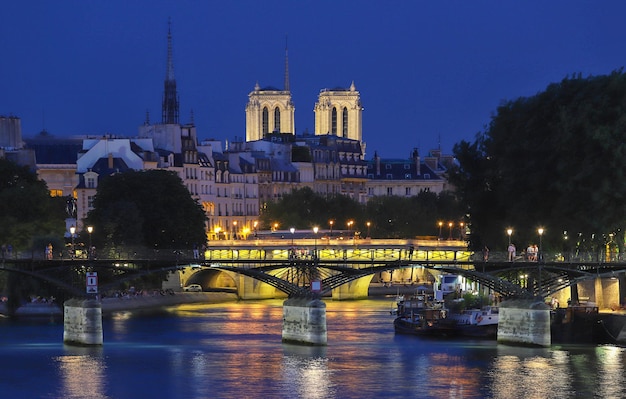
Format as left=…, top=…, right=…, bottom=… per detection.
left=284, top=35, right=290, bottom=92
left=162, top=18, right=179, bottom=124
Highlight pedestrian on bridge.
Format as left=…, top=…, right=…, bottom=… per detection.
left=45, top=243, right=53, bottom=260
left=507, top=243, right=516, bottom=262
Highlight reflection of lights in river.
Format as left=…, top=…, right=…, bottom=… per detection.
left=597, top=346, right=625, bottom=398
left=56, top=352, right=106, bottom=398
left=282, top=344, right=334, bottom=399
left=491, top=349, right=573, bottom=398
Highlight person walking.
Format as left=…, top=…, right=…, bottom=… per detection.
left=46, top=243, right=53, bottom=260
left=507, top=243, right=516, bottom=262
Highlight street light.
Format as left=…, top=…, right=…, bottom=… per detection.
left=87, top=226, right=93, bottom=259
left=290, top=227, right=295, bottom=246
left=366, top=221, right=371, bottom=238
left=459, top=222, right=464, bottom=240
left=448, top=222, right=453, bottom=240
left=507, top=228, right=513, bottom=245
left=253, top=221, right=258, bottom=237
left=273, top=222, right=279, bottom=232
left=313, top=226, right=319, bottom=259
left=538, top=228, right=544, bottom=261
left=438, top=221, right=443, bottom=240
left=329, top=220, right=334, bottom=237
left=69, top=225, right=76, bottom=259
left=347, top=220, right=354, bottom=236
left=233, top=221, right=238, bottom=240
left=538, top=227, right=545, bottom=298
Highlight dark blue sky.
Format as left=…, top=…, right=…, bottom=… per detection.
left=1, top=1, right=625, bottom=158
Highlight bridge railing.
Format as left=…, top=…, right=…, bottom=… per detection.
left=466, top=250, right=626, bottom=264
left=202, top=246, right=473, bottom=263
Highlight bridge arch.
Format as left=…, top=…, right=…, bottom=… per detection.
left=182, top=268, right=237, bottom=292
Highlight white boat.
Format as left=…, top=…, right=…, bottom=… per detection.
left=448, top=306, right=499, bottom=339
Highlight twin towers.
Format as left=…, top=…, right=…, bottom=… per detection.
left=162, top=21, right=364, bottom=149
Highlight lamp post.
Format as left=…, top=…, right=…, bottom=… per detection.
left=507, top=228, right=513, bottom=245
left=273, top=222, right=278, bottom=232
left=538, top=227, right=544, bottom=298
left=448, top=222, right=453, bottom=240
left=366, top=221, right=371, bottom=238
left=233, top=221, right=238, bottom=240
left=538, top=228, right=544, bottom=261
left=87, top=226, right=93, bottom=259
left=69, top=225, right=76, bottom=259
left=438, top=221, right=443, bottom=240
left=329, top=220, right=334, bottom=237
left=253, top=221, right=258, bottom=237
left=459, top=222, right=464, bottom=240
left=313, top=226, right=319, bottom=259
left=290, top=227, right=295, bottom=246
left=347, top=220, right=354, bottom=237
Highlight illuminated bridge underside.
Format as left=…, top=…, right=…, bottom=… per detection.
left=210, top=259, right=626, bottom=299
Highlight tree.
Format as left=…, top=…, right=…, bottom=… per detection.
left=0, top=158, right=65, bottom=253
left=262, top=187, right=463, bottom=239
left=261, top=187, right=360, bottom=231
left=450, top=70, right=626, bottom=252
left=86, top=170, right=207, bottom=250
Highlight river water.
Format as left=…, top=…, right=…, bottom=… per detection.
left=1, top=298, right=625, bottom=399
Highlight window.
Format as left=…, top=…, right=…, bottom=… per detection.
left=405, top=187, right=411, bottom=196
left=342, top=107, right=348, bottom=136
left=385, top=164, right=392, bottom=170
left=262, top=107, right=269, bottom=134
left=88, top=195, right=95, bottom=208
left=424, top=173, right=431, bottom=179
left=404, top=164, right=410, bottom=169
left=386, top=174, right=393, bottom=179
left=387, top=187, right=393, bottom=195
left=331, top=107, right=337, bottom=135
left=49, top=189, right=63, bottom=197
left=274, top=107, right=281, bottom=132
left=86, top=177, right=96, bottom=188
left=405, top=173, right=412, bottom=179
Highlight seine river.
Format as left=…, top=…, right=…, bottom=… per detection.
left=1, top=298, right=626, bottom=399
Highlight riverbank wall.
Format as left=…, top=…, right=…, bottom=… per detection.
left=99, top=292, right=238, bottom=316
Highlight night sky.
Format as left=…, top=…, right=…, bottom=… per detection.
left=1, top=1, right=625, bottom=158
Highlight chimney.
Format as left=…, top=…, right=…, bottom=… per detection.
left=412, top=148, right=420, bottom=176
left=375, top=151, right=380, bottom=176
left=108, top=153, right=113, bottom=169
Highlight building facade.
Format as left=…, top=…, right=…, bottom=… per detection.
left=1, top=21, right=454, bottom=245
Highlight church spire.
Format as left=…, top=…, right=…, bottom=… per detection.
left=284, top=35, right=290, bottom=92
left=162, top=18, right=179, bottom=124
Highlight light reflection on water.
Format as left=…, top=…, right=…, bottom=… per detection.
left=55, top=347, right=109, bottom=399
left=1, top=299, right=626, bottom=398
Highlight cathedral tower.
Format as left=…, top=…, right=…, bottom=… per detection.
left=314, top=81, right=363, bottom=144
left=162, top=19, right=180, bottom=125
left=245, top=42, right=295, bottom=141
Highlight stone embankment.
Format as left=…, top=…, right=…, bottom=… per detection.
left=99, top=292, right=237, bottom=316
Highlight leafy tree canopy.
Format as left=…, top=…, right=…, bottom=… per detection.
left=0, top=158, right=66, bottom=252
left=450, top=70, right=626, bottom=252
left=86, top=170, right=207, bottom=250
left=261, top=187, right=463, bottom=238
